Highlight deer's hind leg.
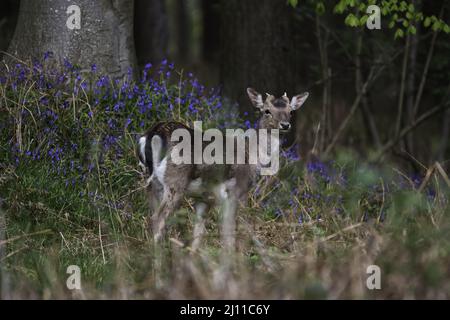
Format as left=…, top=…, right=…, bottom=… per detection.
left=146, top=178, right=163, bottom=214
left=151, top=164, right=191, bottom=243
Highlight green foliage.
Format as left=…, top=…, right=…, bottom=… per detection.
left=288, top=0, right=450, bottom=38
left=1, top=60, right=450, bottom=298
left=287, top=0, right=299, bottom=8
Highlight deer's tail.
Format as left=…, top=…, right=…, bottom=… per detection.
left=137, top=133, right=163, bottom=179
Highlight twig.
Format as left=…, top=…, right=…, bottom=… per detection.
left=373, top=100, right=450, bottom=162
left=0, top=229, right=52, bottom=247
left=323, top=66, right=376, bottom=157
left=98, top=215, right=106, bottom=265
left=412, top=7, right=443, bottom=118
left=395, top=35, right=410, bottom=138
left=355, top=32, right=381, bottom=149
left=418, top=165, right=435, bottom=192
left=435, top=162, right=450, bottom=188
left=318, top=223, right=364, bottom=243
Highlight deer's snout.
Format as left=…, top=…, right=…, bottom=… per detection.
left=279, top=122, right=291, bottom=131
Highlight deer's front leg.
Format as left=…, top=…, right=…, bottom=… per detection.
left=191, top=201, right=209, bottom=251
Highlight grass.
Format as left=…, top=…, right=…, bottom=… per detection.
left=0, top=56, right=449, bottom=299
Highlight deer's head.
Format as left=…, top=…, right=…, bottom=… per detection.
left=247, top=88, right=309, bottom=132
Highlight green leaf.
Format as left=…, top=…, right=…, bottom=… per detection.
left=424, top=17, right=431, bottom=27
left=432, top=20, right=441, bottom=32
left=316, top=2, right=325, bottom=15
left=388, top=19, right=396, bottom=29
left=394, top=28, right=404, bottom=39
left=345, top=14, right=360, bottom=27
left=360, top=15, right=369, bottom=25
left=444, top=24, right=450, bottom=34
left=334, top=1, right=347, bottom=14
left=288, top=0, right=298, bottom=8
left=408, top=25, right=417, bottom=35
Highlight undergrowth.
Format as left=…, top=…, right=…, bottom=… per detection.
left=0, top=55, right=449, bottom=299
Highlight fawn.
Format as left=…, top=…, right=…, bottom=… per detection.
left=137, top=88, right=309, bottom=245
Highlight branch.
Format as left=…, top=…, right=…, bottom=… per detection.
left=372, top=100, right=450, bottom=163
left=412, top=6, right=443, bottom=118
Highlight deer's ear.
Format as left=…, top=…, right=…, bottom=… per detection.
left=247, top=87, right=264, bottom=109
left=290, top=92, right=309, bottom=110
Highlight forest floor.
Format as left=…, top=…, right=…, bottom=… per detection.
left=1, top=59, right=449, bottom=299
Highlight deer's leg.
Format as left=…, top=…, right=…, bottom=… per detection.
left=147, top=178, right=163, bottom=214
left=151, top=188, right=181, bottom=242
left=191, top=201, right=209, bottom=251
left=151, top=165, right=191, bottom=242
left=213, top=181, right=239, bottom=292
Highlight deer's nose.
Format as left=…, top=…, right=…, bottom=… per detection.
left=279, top=122, right=291, bottom=131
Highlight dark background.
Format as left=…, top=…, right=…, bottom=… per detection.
left=1, top=0, right=449, bottom=169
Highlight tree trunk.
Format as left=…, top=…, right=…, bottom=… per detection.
left=220, top=0, right=301, bottom=115
left=0, top=0, right=20, bottom=57
left=134, top=0, right=168, bottom=68
left=175, top=0, right=190, bottom=63
left=7, top=0, right=137, bottom=79
left=202, top=0, right=220, bottom=64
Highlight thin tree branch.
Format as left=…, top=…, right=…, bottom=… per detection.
left=412, top=30, right=439, bottom=118
left=395, top=35, right=410, bottom=138
left=373, top=100, right=450, bottom=163
left=412, top=6, right=443, bottom=118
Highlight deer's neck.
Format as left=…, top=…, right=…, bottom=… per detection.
left=253, top=122, right=281, bottom=176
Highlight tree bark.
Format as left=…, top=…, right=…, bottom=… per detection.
left=134, top=0, right=168, bottom=68
left=220, top=0, right=301, bottom=115
left=6, top=0, right=137, bottom=79
left=0, top=0, right=20, bottom=56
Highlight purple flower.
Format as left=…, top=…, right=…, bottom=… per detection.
left=43, top=51, right=53, bottom=61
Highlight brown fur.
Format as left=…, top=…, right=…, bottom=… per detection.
left=138, top=88, right=309, bottom=244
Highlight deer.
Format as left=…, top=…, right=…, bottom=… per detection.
left=137, top=88, right=309, bottom=246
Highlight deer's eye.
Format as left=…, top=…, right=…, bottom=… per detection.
left=264, top=110, right=272, bottom=116
left=290, top=111, right=294, bottom=116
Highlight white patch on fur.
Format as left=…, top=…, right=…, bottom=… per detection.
left=138, top=136, right=147, bottom=164
left=195, top=202, right=207, bottom=215
left=256, top=94, right=264, bottom=109
left=151, top=135, right=162, bottom=165
left=219, top=183, right=228, bottom=199
left=154, top=156, right=167, bottom=184
left=257, top=134, right=280, bottom=174
left=225, top=178, right=236, bottom=190
left=187, top=178, right=203, bottom=193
